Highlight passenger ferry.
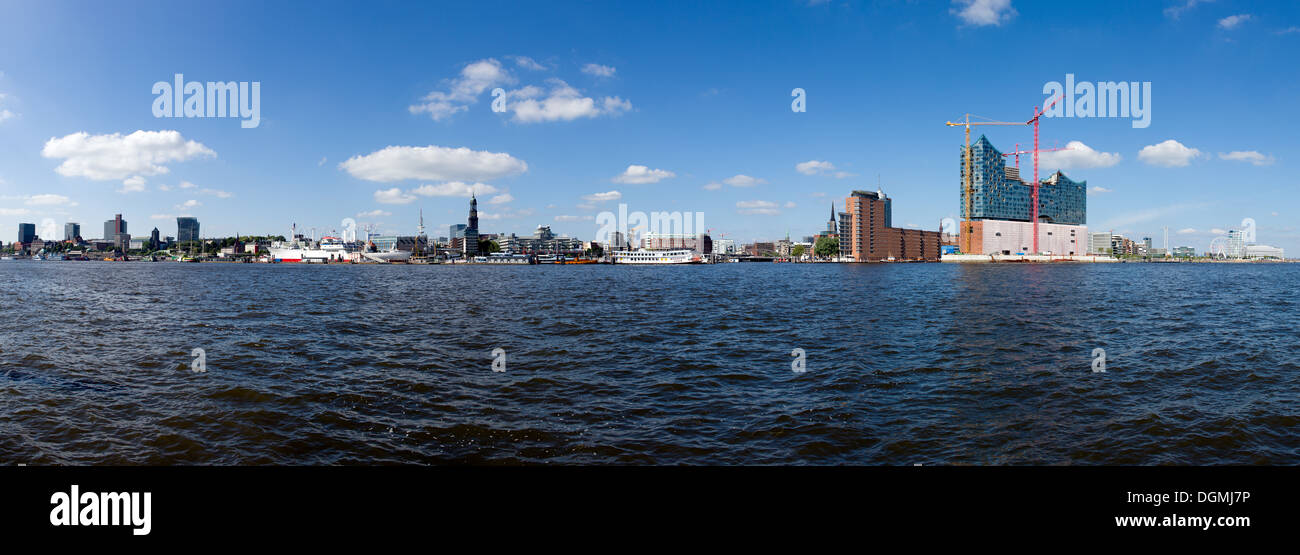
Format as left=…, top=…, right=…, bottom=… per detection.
left=612, top=249, right=703, bottom=264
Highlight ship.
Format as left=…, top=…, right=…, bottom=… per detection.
left=269, top=236, right=351, bottom=262
left=612, top=249, right=703, bottom=264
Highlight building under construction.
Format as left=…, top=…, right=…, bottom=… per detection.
left=958, top=136, right=1089, bottom=255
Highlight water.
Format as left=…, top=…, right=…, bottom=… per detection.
left=1, top=261, right=1297, bottom=465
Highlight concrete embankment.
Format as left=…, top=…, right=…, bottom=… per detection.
left=941, top=254, right=1119, bottom=263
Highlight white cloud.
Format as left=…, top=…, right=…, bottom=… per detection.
left=1277, top=26, right=1300, bottom=35
left=41, top=130, right=215, bottom=182
left=410, top=58, right=515, bottom=120
left=576, top=203, right=596, bottom=210
left=157, top=184, right=172, bottom=191
left=797, top=160, right=832, bottom=174
left=581, top=63, right=617, bottom=77
left=0, top=208, right=31, bottom=216
left=1038, top=141, right=1122, bottom=169
left=507, top=79, right=631, bottom=123
left=582, top=190, right=622, bottom=202
left=200, top=188, right=233, bottom=198
left=1088, top=186, right=1112, bottom=194
left=24, top=194, right=75, bottom=206
left=1218, top=14, right=1252, bottom=30
left=1177, top=228, right=1198, bottom=234
left=1138, top=140, right=1202, bottom=167
left=724, top=174, right=766, bottom=187
left=117, top=175, right=147, bottom=193
left=1210, top=228, right=1227, bottom=235
left=374, top=188, right=416, bottom=204
left=951, top=0, right=1016, bottom=27
left=356, top=209, right=392, bottom=218
left=339, top=145, right=527, bottom=182
left=737, top=200, right=780, bottom=215
left=489, top=193, right=514, bottom=204
left=150, top=214, right=175, bottom=220
left=178, top=180, right=197, bottom=189
left=612, top=165, right=674, bottom=184
left=0, top=109, right=11, bottom=123
left=554, top=214, right=594, bottom=222
left=783, top=201, right=797, bottom=208
left=1165, top=0, right=1212, bottom=19
left=509, top=56, right=547, bottom=71
left=1218, top=151, right=1274, bottom=166
left=176, top=199, right=201, bottom=209
left=410, top=181, right=498, bottom=197
left=703, top=182, right=722, bottom=191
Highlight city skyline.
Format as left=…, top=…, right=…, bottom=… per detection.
left=1, top=1, right=1298, bottom=251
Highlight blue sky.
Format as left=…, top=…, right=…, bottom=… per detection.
left=0, top=0, right=1297, bottom=252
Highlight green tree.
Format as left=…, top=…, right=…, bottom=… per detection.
left=814, top=236, right=839, bottom=258
left=792, top=244, right=806, bottom=258
left=479, top=239, right=500, bottom=253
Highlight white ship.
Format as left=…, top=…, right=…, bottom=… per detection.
left=612, top=249, right=703, bottom=264
left=269, top=226, right=352, bottom=262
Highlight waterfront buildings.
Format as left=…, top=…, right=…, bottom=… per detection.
left=1172, top=246, right=1196, bottom=257
left=1087, top=232, right=1112, bottom=255
left=641, top=232, right=712, bottom=253
left=64, top=222, right=81, bottom=241
left=499, top=225, right=583, bottom=255
left=104, top=214, right=130, bottom=251
left=958, top=136, right=1089, bottom=254
left=1245, top=245, right=1285, bottom=259
left=839, top=188, right=942, bottom=262
left=177, top=217, right=200, bottom=243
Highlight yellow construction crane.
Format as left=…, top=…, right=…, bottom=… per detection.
left=945, top=115, right=1027, bottom=254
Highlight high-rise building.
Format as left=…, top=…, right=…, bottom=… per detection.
left=840, top=189, right=942, bottom=262
left=150, top=227, right=161, bottom=250
left=463, top=195, right=479, bottom=256
left=64, top=222, right=81, bottom=241
left=177, top=217, right=200, bottom=243
left=103, top=214, right=130, bottom=250
left=17, top=223, right=36, bottom=244
left=960, top=136, right=1086, bottom=225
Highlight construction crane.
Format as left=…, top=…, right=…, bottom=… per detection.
left=1001, top=143, right=1071, bottom=169
left=945, top=114, right=1028, bottom=254
left=1025, top=94, right=1063, bottom=254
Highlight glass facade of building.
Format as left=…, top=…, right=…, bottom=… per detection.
left=960, top=135, right=1086, bottom=225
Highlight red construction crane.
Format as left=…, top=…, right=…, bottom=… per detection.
left=1025, top=94, right=1063, bottom=254
left=1001, top=143, right=1071, bottom=169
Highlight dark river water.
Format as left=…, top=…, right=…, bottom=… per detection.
left=1, top=261, right=1297, bottom=465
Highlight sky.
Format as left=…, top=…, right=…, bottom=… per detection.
left=0, top=0, right=1297, bottom=252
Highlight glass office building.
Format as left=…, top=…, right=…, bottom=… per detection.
left=960, top=135, right=1086, bottom=225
